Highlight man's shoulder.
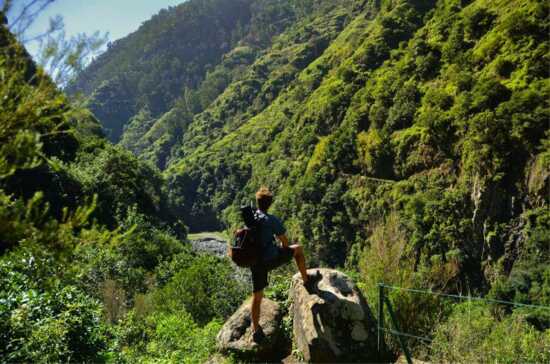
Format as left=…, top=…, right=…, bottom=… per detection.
left=266, top=213, right=285, bottom=233
left=266, top=213, right=282, bottom=223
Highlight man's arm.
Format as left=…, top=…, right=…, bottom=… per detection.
left=277, top=234, right=289, bottom=248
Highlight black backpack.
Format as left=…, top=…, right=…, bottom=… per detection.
left=229, top=205, right=263, bottom=268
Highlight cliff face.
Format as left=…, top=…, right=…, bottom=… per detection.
left=73, top=0, right=549, bottom=304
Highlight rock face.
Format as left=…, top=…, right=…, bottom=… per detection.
left=216, top=297, right=289, bottom=361
left=291, top=268, right=379, bottom=363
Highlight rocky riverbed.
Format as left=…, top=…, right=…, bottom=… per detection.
left=189, top=233, right=251, bottom=286
left=189, top=236, right=228, bottom=258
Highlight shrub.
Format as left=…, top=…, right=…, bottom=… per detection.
left=152, top=253, right=248, bottom=325
left=358, top=212, right=450, bottom=357
left=430, top=302, right=550, bottom=363
left=145, top=310, right=221, bottom=364
left=114, top=309, right=221, bottom=364
left=0, top=246, right=108, bottom=363
left=356, top=129, right=389, bottom=176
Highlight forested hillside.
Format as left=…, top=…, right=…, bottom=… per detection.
left=66, top=0, right=315, bottom=143
left=0, top=13, right=248, bottom=362
left=5, top=0, right=550, bottom=362
left=167, top=0, right=547, bottom=298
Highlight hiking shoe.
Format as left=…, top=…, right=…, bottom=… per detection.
left=304, top=270, right=322, bottom=293
left=252, top=327, right=266, bottom=343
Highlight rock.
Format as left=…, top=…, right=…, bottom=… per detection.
left=291, top=268, right=379, bottom=363
left=189, top=235, right=251, bottom=285
left=189, top=236, right=228, bottom=258
left=216, top=297, right=289, bottom=361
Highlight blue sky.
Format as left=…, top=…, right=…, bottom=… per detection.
left=6, top=0, right=186, bottom=56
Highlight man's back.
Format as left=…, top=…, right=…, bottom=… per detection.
left=256, top=210, right=285, bottom=262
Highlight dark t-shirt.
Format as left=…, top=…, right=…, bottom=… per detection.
left=256, top=210, right=286, bottom=262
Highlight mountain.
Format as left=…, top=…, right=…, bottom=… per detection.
left=68, top=0, right=359, bottom=166
left=74, top=0, right=549, bottom=299
left=67, top=0, right=548, bottom=360
left=66, top=0, right=307, bottom=143
left=1, top=0, right=549, bottom=361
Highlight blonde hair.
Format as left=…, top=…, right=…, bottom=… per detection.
left=255, top=186, right=273, bottom=211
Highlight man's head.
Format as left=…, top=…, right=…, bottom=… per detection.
left=256, top=186, right=273, bottom=212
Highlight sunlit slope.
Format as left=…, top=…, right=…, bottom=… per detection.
left=166, top=0, right=548, bottom=305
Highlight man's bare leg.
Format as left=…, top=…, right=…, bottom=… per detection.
left=290, top=244, right=308, bottom=283
left=251, top=290, right=263, bottom=332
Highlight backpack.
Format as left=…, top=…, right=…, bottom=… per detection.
left=229, top=205, right=263, bottom=267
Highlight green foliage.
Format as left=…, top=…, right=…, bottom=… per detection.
left=1, top=278, right=107, bottom=362
left=75, top=211, right=187, bottom=304
left=0, top=18, right=199, bottom=363
left=264, top=271, right=294, bottom=341
left=3, top=0, right=550, bottom=362
left=356, top=212, right=451, bottom=356
left=106, top=251, right=247, bottom=362
left=146, top=311, right=221, bottom=364
left=0, top=27, right=80, bottom=209
left=114, top=309, right=221, bottom=364
left=153, top=253, right=248, bottom=325
left=69, top=144, right=181, bottom=229
left=430, top=302, right=550, bottom=363
left=0, top=238, right=111, bottom=363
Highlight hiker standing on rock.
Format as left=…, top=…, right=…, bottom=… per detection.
left=249, top=186, right=315, bottom=341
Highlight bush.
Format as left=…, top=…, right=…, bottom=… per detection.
left=74, top=210, right=187, bottom=315
left=147, top=311, right=221, bottom=363
left=114, top=309, right=221, bottom=364
left=430, top=302, right=550, bottom=363
left=357, top=212, right=450, bottom=357
left=153, top=253, right=248, bottom=325
left=0, top=245, right=108, bottom=363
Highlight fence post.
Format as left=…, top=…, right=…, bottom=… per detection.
left=378, top=283, right=384, bottom=354
left=385, top=295, right=413, bottom=364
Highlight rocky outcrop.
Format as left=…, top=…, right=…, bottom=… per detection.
left=216, top=297, right=289, bottom=361
left=291, top=268, right=379, bottom=363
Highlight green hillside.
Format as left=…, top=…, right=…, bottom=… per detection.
left=74, top=0, right=549, bottom=317
left=4, top=0, right=549, bottom=362
left=161, top=0, right=548, bottom=291
left=0, top=14, right=247, bottom=363
left=67, top=0, right=317, bottom=143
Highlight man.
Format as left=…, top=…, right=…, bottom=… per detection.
left=250, top=186, right=315, bottom=341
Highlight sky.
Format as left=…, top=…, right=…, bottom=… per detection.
left=5, top=0, right=186, bottom=57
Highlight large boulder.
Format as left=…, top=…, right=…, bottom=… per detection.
left=216, top=297, right=289, bottom=361
left=291, top=268, right=379, bottom=363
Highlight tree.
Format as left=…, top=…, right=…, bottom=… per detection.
left=2, top=0, right=108, bottom=87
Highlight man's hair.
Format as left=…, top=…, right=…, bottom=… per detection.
left=256, top=186, right=273, bottom=212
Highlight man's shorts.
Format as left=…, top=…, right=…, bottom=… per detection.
left=251, top=246, right=294, bottom=292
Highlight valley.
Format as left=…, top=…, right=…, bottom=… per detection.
left=1, top=0, right=548, bottom=362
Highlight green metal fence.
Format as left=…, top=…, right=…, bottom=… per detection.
left=377, top=283, right=550, bottom=364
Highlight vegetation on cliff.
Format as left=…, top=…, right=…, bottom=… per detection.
left=73, top=0, right=549, bottom=360
left=0, top=15, right=246, bottom=362
left=2, top=0, right=549, bottom=361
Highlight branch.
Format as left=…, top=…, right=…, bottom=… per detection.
left=6, top=0, right=56, bottom=42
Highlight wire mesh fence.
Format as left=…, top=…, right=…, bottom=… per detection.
left=377, top=282, right=550, bottom=364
